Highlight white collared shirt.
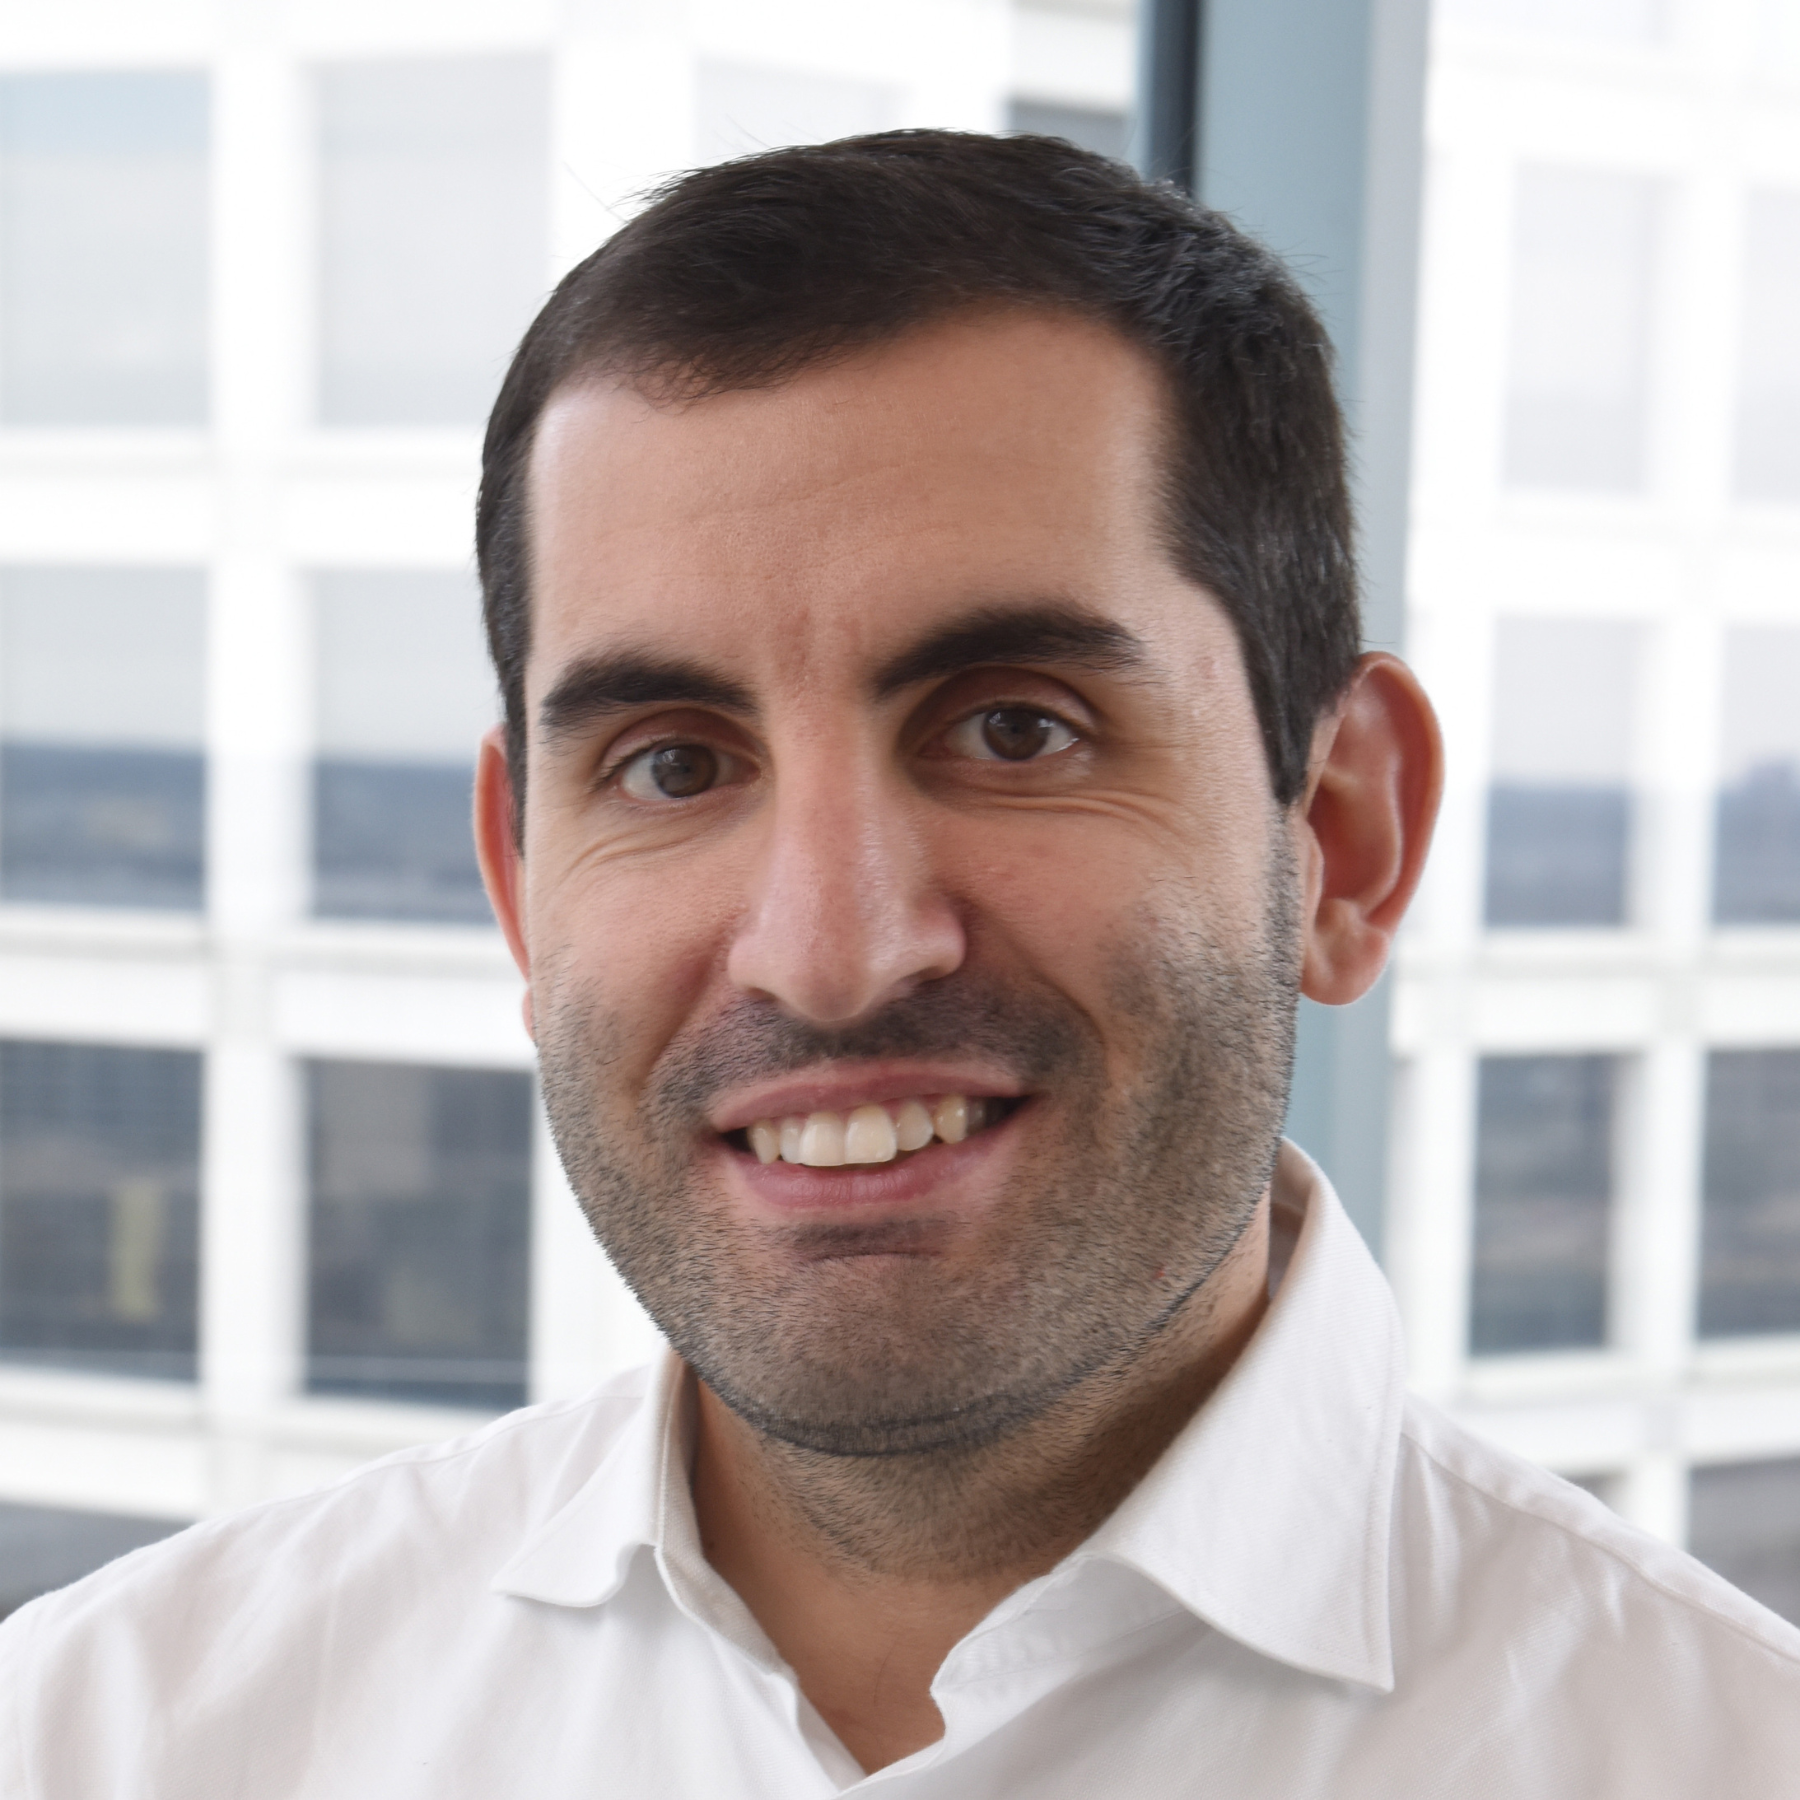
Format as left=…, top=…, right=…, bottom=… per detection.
left=4, top=1145, right=1798, bottom=1797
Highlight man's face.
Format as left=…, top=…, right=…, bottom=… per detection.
left=515, top=311, right=1301, bottom=1455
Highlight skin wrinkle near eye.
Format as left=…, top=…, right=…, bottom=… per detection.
left=535, top=823, right=1301, bottom=1482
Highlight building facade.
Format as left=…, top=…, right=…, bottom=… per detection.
left=1396, top=0, right=1800, bottom=1618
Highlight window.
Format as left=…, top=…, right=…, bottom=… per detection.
left=1689, top=1457, right=1800, bottom=1625
left=695, top=60, right=896, bottom=165
left=311, top=570, right=493, bottom=924
left=1713, top=627, right=1800, bottom=923
left=1733, top=191, right=1800, bottom=502
left=0, top=1040, right=201, bottom=1381
left=306, top=1060, right=531, bottom=1410
left=0, top=568, right=206, bottom=910
left=1503, top=167, right=1662, bottom=493
left=1470, top=1055, right=1616, bottom=1354
left=316, top=57, right=548, bottom=426
left=0, top=1500, right=182, bottom=1621
left=0, top=70, right=208, bottom=425
left=1699, top=1049, right=1800, bottom=1337
left=1006, top=99, right=1129, bottom=163
left=1485, top=617, right=1641, bottom=927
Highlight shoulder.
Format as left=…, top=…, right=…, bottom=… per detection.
left=0, top=1366, right=654, bottom=1793
left=1391, top=1394, right=1800, bottom=1762
left=7, top=1367, right=651, bottom=1633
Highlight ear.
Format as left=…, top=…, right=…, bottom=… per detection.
left=1295, top=653, right=1443, bottom=1005
left=474, top=724, right=535, bottom=1040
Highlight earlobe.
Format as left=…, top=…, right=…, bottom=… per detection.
left=474, top=726, right=535, bottom=1029
left=1296, top=653, right=1443, bottom=1006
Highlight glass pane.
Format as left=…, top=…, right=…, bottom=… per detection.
left=1733, top=190, right=1800, bottom=502
left=306, top=1060, right=531, bottom=1410
left=0, top=71, right=208, bottom=425
left=1435, top=0, right=1666, bottom=39
left=1471, top=1055, right=1615, bottom=1353
left=0, top=1499, right=183, bottom=1621
left=1485, top=617, right=1639, bottom=927
left=1714, top=627, right=1800, bottom=922
left=1690, top=1458, right=1800, bottom=1624
left=0, top=1040, right=201, bottom=1381
left=1503, top=166, right=1661, bottom=493
left=311, top=570, right=494, bottom=924
left=317, top=57, right=548, bottom=426
left=1006, top=98, right=1130, bottom=163
left=0, top=568, right=206, bottom=910
left=694, top=60, right=897, bottom=165
left=1700, top=1049, right=1800, bottom=1337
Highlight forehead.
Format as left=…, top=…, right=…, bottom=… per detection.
left=523, top=310, right=1226, bottom=701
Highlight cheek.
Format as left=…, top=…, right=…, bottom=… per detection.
left=943, top=816, right=1158, bottom=990
left=525, top=848, right=739, bottom=1091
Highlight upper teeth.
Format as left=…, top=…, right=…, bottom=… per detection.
left=745, top=1095, right=993, bottom=1167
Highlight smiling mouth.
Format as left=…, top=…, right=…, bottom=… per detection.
left=726, top=1095, right=1022, bottom=1168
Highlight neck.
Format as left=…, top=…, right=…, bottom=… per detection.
left=689, top=1197, right=1271, bottom=1773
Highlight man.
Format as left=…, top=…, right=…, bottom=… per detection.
left=2, top=132, right=1795, bottom=1796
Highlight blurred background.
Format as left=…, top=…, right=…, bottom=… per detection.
left=2, top=0, right=1800, bottom=1628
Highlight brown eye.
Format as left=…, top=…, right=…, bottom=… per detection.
left=982, top=709, right=1055, bottom=760
left=944, top=706, right=1078, bottom=764
left=619, top=742, right=722, bottom=800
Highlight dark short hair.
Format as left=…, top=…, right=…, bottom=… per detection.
left=478, top=129, right=1359, bottom=819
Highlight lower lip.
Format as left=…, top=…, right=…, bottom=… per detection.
left=715, top=1105, right=1024, bottom=1213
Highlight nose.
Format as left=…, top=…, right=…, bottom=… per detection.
left=726, top=754, right=965, bottom=1027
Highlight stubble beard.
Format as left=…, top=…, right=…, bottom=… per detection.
left=537, top=842, right=1303, bottom=1482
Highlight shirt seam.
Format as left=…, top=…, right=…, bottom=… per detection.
left=1400, top=1418, right=1800, bottom=1670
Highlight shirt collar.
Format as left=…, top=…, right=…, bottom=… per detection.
left=1081, top=1141, right=1403, bottom=1691
left=493, top=1141, right=1403, bottom=1694
left=490, top=1348, right=684, bottom=1610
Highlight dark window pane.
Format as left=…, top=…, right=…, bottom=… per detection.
left=1690, top=1458, right=1800, bottom=1625
left=1700, top=1050, right=1800, bottom=1337
left=307, top=1060, right=531, bottom=1410
left=0, top=1041, right=201, bottom=1380
left=1713, top=630, right=1800, bottom=924
left=1471, top=1054, right=1614, bottom=1354
left=313, top=761, right=486, bottom=923
left=0, top=1500, right=184, bottom=1620
left=0, top=745, right=204, bottom=909
left=1, top=567, right=207, bottom=911
left=1007, top=99, right=1129, bottom=162
left=317, top=57, right=547, bottom=425
left=1715, top=766, right=1800, bottom=923
left=310, top=569, right=494, bottom=925
left=1486, top=617, right=1639, bottom=929
left=0, top=71, right=208, bottom=424
left=1484, top=784, right=1630, bottom=926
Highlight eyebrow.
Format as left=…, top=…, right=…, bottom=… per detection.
left=537, top=652, right=754, bottom=741
left=871, top=602, right=1151, bottom=699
